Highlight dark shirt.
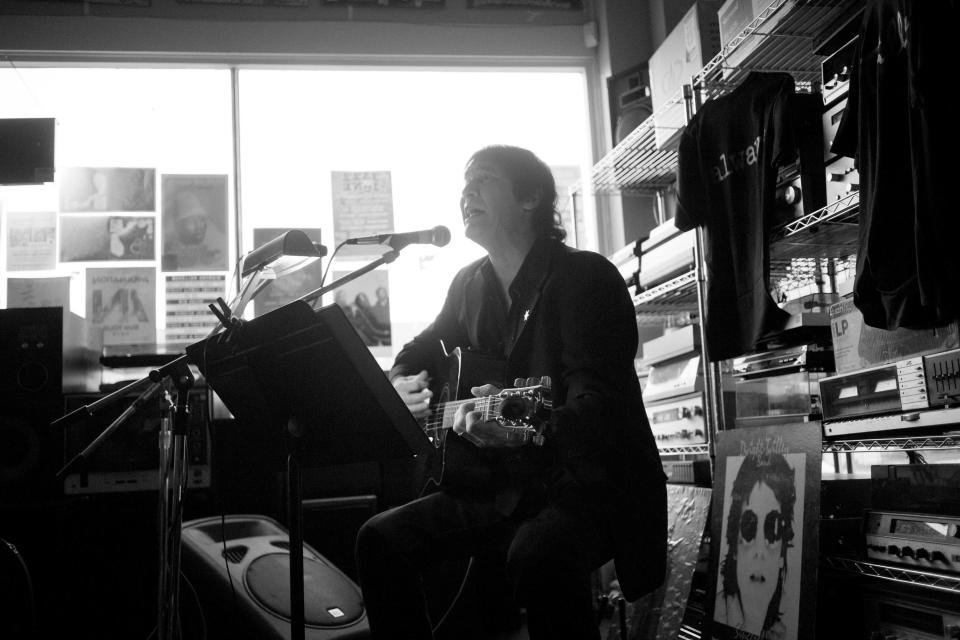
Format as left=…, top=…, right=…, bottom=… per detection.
left=676, top=72, right=795, bottom=361
left=832, top=0, right=960, bottom=330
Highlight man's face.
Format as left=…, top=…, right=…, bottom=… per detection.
left=460, top=159, right=532, bottom=249
left=736, top=480, right=783, bottom=631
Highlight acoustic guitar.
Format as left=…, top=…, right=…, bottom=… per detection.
left=418, top=345, right=553, bottom=490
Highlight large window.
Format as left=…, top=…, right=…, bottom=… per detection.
left=0, top=65, right=593, bottom=369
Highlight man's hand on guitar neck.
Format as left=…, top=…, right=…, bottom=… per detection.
left=453, top=384, right=525, bottom=449
left=393, top=370, right=433, bottom=420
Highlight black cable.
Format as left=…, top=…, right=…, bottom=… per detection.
left=431, top=556, right=476, bottom=635
left=313, top=241, right=348, bottom=310
left=1, top=538, right=37, bottom=637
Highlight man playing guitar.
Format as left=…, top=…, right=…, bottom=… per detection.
left=355, top=145, right=667, bottom=640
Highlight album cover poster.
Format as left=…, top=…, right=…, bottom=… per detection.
left=252, top=227, right=325, bottom=317
left=59, top=167, right=156, bottom=213
left=161, top=174, right=229, bottom=272
left=86, top=267, right=156, bottom=346
left=331, top=268, right=391, bottom=358
left=6, top=211, right=56, bottom=271
left=331, top=171, right=394, bottom=256
left=165, top=274, right=225, bottom=344
left=707, top=422, right=821, bottom=640
left=60, top=216, right=155, bottom=262
left=7, top=276, right=71, bottom=309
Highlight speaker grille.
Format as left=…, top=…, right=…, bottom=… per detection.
left=221, top=545, right=247, bottom=564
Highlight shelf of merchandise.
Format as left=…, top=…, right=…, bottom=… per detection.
left=632, top=269, right=698, bottom=316
left=822, top=434, right=960, bottom=454
left=576, top=0, right=858, bottom=199
left=823, top=556, right=960, bottom=595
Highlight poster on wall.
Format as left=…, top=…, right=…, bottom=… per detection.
left=331, top=170, right=394, bottom=256
left=252, top=227, right=325, bottom=317
left=86, top=267, right=157, bottom=346
left=59, top=167, right=155, bottom=213
left=60, top=216, right=155, bottom=262
left=331, top=268, right=391, bottom=358
left=165, top=274, right=225, bottom=344
left=707, top=422, right=821, bottom=640
left=6, top=211, right=56, bottom=271
left=7, top=276, right=71, bottom=309
left=161, top=174, right=229, bottom=272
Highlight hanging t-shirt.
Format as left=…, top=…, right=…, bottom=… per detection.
left=831, top=0, right=960, bottom=331
left=675, top=72, right=795, bottom=362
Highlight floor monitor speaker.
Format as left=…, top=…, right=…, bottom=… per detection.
left=180, top=514, right=369, bottom=640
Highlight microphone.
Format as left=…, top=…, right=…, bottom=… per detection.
left=344, top=225, right=451, bottom=250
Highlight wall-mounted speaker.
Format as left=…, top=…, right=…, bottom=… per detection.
left=180, top=514, right=369, bottom=640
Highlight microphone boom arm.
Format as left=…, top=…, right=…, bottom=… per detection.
left=298, top=248, right=399, bottom=308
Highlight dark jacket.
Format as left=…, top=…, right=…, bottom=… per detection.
left=391, top=238, right=667, bottom=600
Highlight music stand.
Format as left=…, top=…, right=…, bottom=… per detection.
left=185, top=300, right=432, bottom=640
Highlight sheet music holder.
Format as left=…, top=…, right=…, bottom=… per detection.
left=186, top=300, right=432, bottom=469
left=185, top=299, right=432, bottom=640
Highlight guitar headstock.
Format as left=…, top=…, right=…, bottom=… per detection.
left=498, top=376, right=553, bottom=437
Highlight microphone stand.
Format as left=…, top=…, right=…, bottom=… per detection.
left=52, top=262, right=274, bottom=640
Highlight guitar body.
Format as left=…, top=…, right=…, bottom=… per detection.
left=420, top=346, right=551, bottom=494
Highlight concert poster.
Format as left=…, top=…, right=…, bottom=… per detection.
left=161, top=174, right=229, bottom=272
left=252, top=227, right=325, bottom=317
left=7, top=276, right=71, bottom=309
left=86, top=267, right=157, bottom=346
left=331, top=268, right=391, bottom=360
left=5, top=211, right=56, bottom=271
left=58, top=167, right=156, bottom=213
left=331, top=170, right=394, bottom=257
left=707, top=422, right=821, bottom=640
left=165, top=274, right=225, bottom=344
left=60, top=215, right=155, bottom=262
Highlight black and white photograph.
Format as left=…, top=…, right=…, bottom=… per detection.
left=58, top=167, right=156, bottom=213
left=160, top=174, right=229, bottom=271
left=60, top=215, right=155, bottom=261
left=709, top=423, right=821, bottom=640
left=331, top=268, right=391, bottom=355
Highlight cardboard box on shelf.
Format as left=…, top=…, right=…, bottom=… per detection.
left=829, top=297, right=960, bottom=373
left=648, top=0, right=723, bottom=150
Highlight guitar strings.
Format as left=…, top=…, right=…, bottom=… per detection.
left=423, top=396, right=501, bottom=435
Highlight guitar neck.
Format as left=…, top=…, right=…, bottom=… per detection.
left=424, top=396, right=502, bottom=434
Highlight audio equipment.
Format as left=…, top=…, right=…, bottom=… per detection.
left=863, top=587, right=960, bottom=640
left=872, top=464, right=960, bottom=520
left=343, top=225, right=450, bottom=250
left=0, top=307, right=99, bottom=404
left=662, top=459, right=711, bottom=486
left=61, top=387, right=211, bottom=494
left=864, top=510, right=960, bottom=575
left=820, top=348, right=960, bottom=437
left=180, top=514, right=369, bottom=640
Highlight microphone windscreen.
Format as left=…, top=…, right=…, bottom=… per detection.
left=432, top=225, right=452, bottom=247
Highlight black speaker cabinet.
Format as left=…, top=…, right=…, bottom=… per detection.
left=0, top=306, right=99, bottom=405
left=0, top=404, right=62, bottom=506
left=180, top=514, right=370, bottom=640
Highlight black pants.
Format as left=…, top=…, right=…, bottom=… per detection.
left=355, top=475, right=612, bottom=640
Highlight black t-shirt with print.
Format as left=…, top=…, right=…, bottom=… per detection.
left=676, top=72, right=795, bottom=361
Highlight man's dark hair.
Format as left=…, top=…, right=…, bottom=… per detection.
left=467, top=145, right=567, bottom=242
left=720, top=452, right=796, bottom=633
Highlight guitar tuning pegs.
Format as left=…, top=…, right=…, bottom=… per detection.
left=539, top=376, right=551, bottom=390
left=514, top=377, right=525, bottom=388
